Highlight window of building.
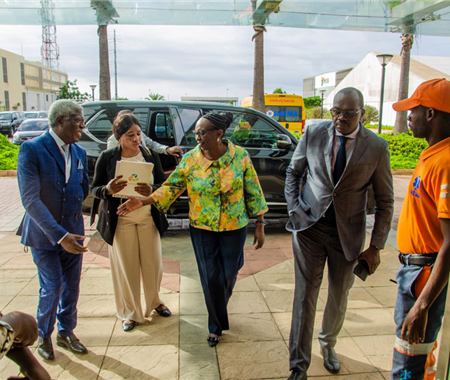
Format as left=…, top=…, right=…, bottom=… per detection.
left=20, top=63, right=25, bottom=85
left=4, top=91, right=10, bottom=111
left=2, top=57, right=8, bottom=83
left=22, top=93, right=27, bottom=111
left=46, top=94, right=49, bottom=101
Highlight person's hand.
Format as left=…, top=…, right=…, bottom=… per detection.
left=106, top=175, right=127, bottom=195
left=166, top=146, right=183, bottom=157
left=61, top=234, right=87, bottom=254
left=1, top=311, right=38, bottom=347
left=358, top=245, right=381, bottom=275
left=401, top=304, right=429, bottom=345
left=253, top=223, right=265, bottom=250
left=134, top=183, right=152, bottom=197
left=117, top=197, right=144, bottom=216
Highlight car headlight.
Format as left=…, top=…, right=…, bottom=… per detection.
left=13, top=132, right=19, bottom=141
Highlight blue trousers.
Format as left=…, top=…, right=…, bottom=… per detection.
left=189, top=226, right=247, bottom=336
left=391, top=265, right=448, bottom=380
left=31, top=247, right=83, bottom=338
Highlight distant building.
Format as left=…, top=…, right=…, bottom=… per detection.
left=0, top=48, right=68, bottom=112
left=181, top=96, right=239, bottom=106
left=322, top=52, right=450, bottom=126
left=303, top=68, right=353, bottom=99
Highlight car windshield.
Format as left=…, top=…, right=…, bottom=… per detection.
left=24, top=112, right=38, bottom=118
left=18, top=120, right=49, bottom=131
left=0, top=114, right=12, bottom=121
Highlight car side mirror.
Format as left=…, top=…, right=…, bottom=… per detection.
left=276, top=134, right=292, bottom=150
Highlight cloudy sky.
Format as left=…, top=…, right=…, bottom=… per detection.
left=1, top=24, right=449, bottom=103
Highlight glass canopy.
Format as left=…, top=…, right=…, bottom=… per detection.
left=1, top=0, right=449, bottom=37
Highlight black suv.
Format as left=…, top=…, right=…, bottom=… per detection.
left=79, top=100, right=298, bottom=218
left=0, top=111, right=25, bottom=137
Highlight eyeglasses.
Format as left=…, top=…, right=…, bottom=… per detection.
left=330, top=108, right=363, bottom=119
left=193, top=128, right=217, bottom=138
left=64, top=115, right=85, bottom=124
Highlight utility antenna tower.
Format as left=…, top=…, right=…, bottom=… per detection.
left=40, top=0, right=60, bottom=69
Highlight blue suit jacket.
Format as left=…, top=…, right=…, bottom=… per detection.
left=17, top=131, right=89, bottom=250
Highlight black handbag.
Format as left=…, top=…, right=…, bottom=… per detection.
left=151, top=205, right=169, bottom=237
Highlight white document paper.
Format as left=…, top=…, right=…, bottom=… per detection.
left=113, top=160, right=154, bottom=199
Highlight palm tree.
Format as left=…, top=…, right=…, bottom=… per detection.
left=252, top=25, right=266, bottom=113
left=145, top=93, right=165, bottom=101
left=393, top=33, right=413, bottom=133
left=98, top=25, right=111, bottom=100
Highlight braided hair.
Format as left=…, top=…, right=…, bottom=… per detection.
left=203, top=111, right=233, bottom=131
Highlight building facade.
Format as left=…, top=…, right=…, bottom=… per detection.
left=322, top=52, right=450, bottom=126
left=0, top=48, right=67, bottom=112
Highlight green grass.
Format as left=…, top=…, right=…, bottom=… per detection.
left=0, top=133, right=19, bottom=170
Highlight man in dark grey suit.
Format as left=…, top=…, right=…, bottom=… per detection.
left=285, top=88, right=394, bottom=380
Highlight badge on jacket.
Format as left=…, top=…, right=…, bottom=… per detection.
left=77, top=160, right=84, bottom=170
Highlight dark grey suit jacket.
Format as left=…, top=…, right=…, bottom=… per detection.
left=285, top=121, right=394, bottom=261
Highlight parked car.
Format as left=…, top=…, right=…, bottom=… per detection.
left=79, top=100, right=298, bottom=217
left=0, top=111, right=25, bottom=137
left=12, top=118, right=49, bottom=145
left=24, top=111, right=48, bottom=119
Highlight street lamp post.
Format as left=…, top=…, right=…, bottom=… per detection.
left=376, top=54, right=393, bottom=134
left=320, top=89, right=326, bottom=118
left=89, top=85, right=97, bottom=101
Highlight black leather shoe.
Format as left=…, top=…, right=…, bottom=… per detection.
left=37, top=337, right=54, bottom=360
left=122, top=321, right=136, bottom=332
left=155, top=305, right=172, bottom=317
left=206, top=335, right=220, bottom=347
left=320, top=346, right=340, bottom=374
left=287, top=370, right=307, bottom=380
left=56, top=334, right=88, bottom=354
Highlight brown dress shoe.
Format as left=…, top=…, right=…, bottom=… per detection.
left=37, top=337, right=54, bottom=360
left=56, top=334, right=88, bottom=354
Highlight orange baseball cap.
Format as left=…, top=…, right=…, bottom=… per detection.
left=393, top=78, right=450, bottom=112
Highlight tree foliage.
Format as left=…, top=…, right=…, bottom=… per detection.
left=304, top=96, right=322, bottom=109
left=146, top=93, right=165, bottom=101
left=58, top=80, right=90, bottom=102
left=273, top=88, right=286, bottom=94
left=361, top=104, right=379, bottom=125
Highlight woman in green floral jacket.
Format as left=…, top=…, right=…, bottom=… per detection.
left=118, top=111, right=268, bottom=347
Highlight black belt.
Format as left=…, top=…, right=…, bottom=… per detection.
left=398, top=252, right=438, bottom=266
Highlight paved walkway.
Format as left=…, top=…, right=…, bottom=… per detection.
left=0, top=176, right=413, bottom=379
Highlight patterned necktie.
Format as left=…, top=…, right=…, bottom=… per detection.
left=62, top=144, right=70, bottom=183
left=333, top=136, right=348, bottom=183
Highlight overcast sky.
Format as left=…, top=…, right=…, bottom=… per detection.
left=1, top=24, right=449, bottom=103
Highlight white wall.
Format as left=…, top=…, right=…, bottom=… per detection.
left=26, top=91, right=58, bottom=111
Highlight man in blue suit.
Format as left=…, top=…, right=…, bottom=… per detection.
left=17, top=99, right=89, bottom=361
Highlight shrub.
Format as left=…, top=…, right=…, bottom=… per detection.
left=306, top=106, right=331, bottom=120
left=361, top=104, right=379, bottom=125
left=290, top=130, right=426, bottom=170
left=0, top=133, right=20, bottom=170
left=379, top=132, right=428, bottom=169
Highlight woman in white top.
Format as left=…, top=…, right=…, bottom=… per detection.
left=91, top=113, right=171, bottom=332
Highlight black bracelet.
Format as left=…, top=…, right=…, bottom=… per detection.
left=256, top=220, right=265, bottom=224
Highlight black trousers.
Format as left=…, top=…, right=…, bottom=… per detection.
left=189, top=225, right=247, bottom=335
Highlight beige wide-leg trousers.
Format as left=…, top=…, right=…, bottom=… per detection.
left=109, top=205, right=164, bottom=323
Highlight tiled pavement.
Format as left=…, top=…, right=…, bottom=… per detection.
left=0, top=175, right=417, bottom=379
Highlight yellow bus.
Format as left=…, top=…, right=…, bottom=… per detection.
left=241, top=94, right=306, bottom=133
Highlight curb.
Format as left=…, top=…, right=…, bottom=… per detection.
left=0, top=170, right=17, bottom=177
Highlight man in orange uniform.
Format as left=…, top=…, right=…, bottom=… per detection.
left=391, top=78, right=450, bottom=380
